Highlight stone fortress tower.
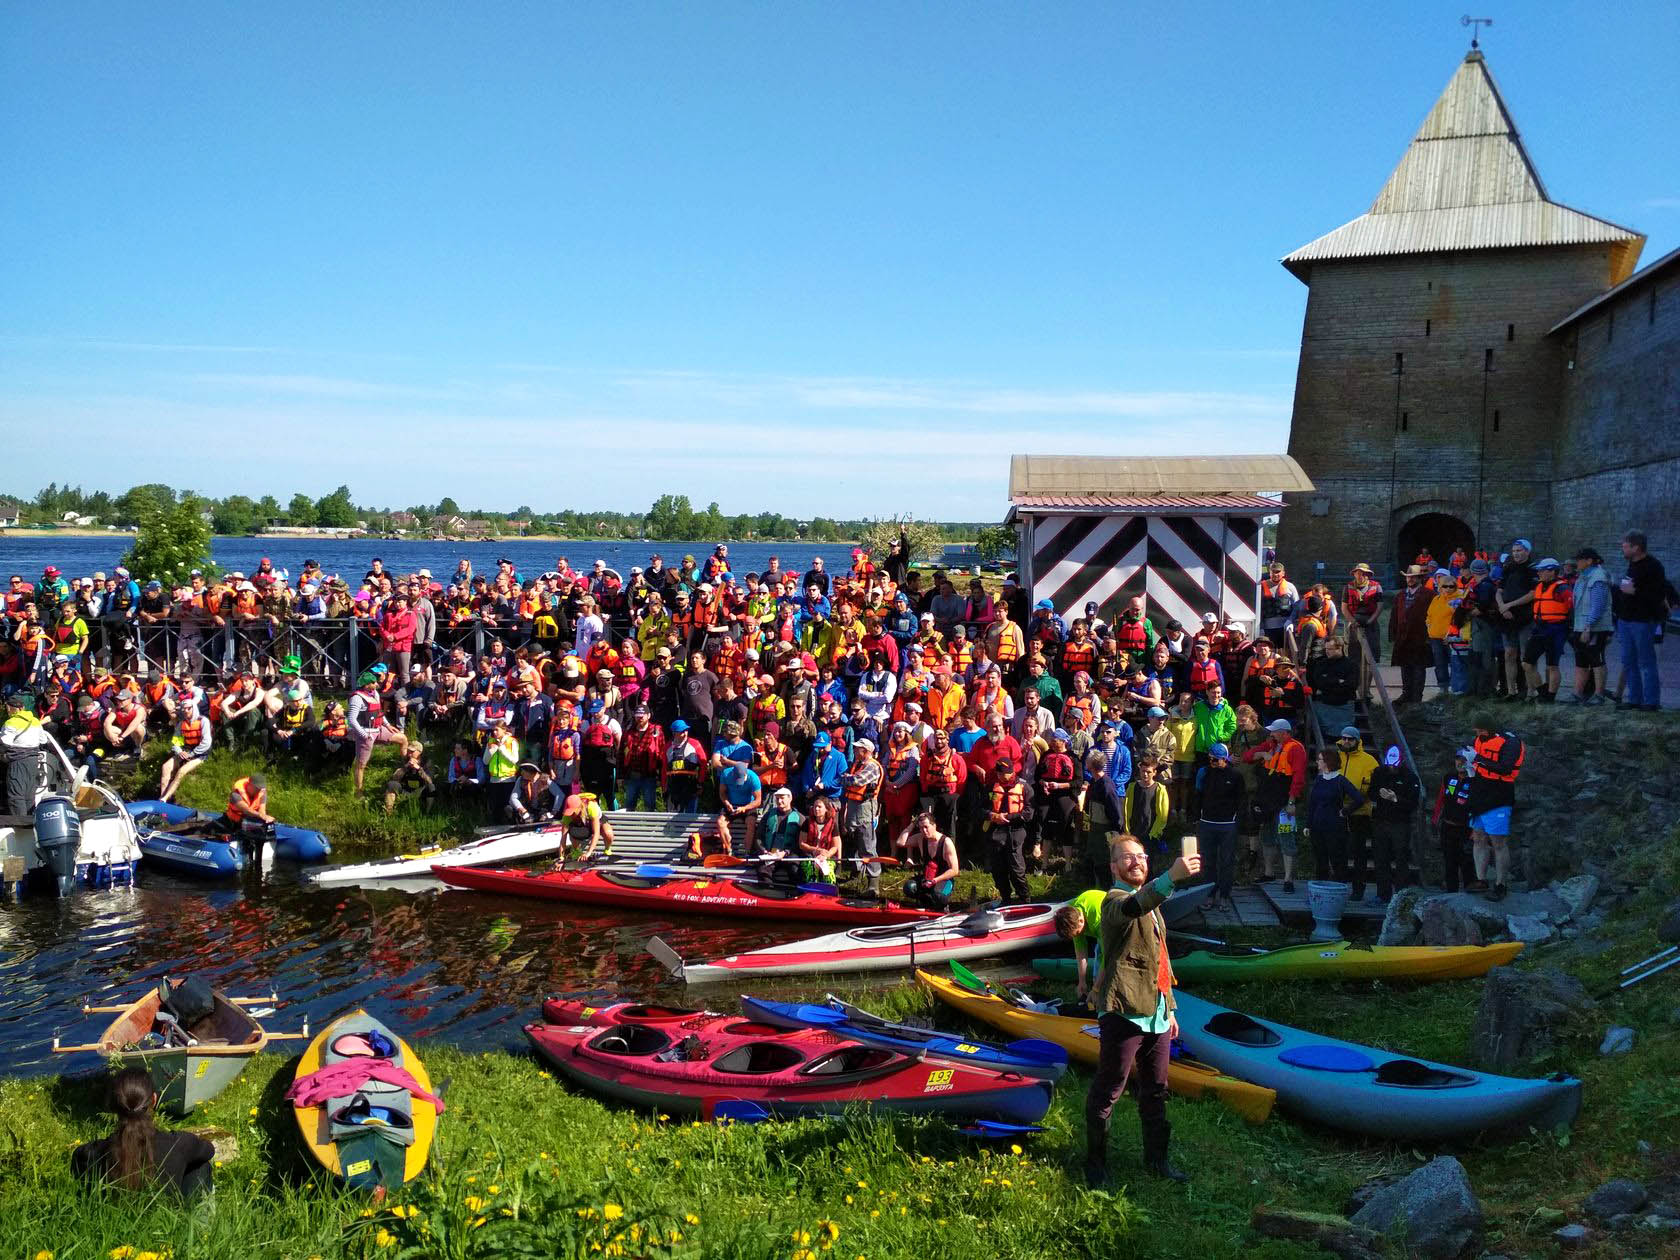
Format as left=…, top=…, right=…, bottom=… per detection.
left=1275, top=49, right=1677, bottom=581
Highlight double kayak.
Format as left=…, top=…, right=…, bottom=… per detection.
left=526, top=1009, right=1054, bottom=1125
left=1033, top=940, right=1526, bottom=985
left=543, top=993, right=1067, bottom=1082
left=917, top=968, right=1276, bottom=1124
left=437, top=865, right=942, bottom=926
left=127, top=800, right=332, bottom=867
left=1172, top=990, right=1581, bottom=1140
left=308, top=823, right=576, bottom=887
left=650, top=902, right=1064, bottom=984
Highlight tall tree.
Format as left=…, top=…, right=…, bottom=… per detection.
left=123, top=495, right=212, bottom=584
left=315, top=484, right=357, bottom=528
left=287, top=493, right=317, bottom=526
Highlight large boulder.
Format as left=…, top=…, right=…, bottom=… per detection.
left=1506, top=914, right=1557, bottom=945
left=1377, top=886, right=1428, bottom=946
left=1582, top=1179, right=1648, bottom=1221
left=1552, top=873, right=1600, bottom=919
left=1419, top=897, right=1483, bottom=946
left=1349, top=1156, right=1484, bottom=1258
left=1469, top=966, right=1599, bottom=1070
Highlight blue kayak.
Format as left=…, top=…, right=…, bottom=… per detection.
left=126, top=800, right=332, bottom=865
left=1172, top=991, right=1581, bottom=1141
left=739, top=995, right=1069, bottom=1082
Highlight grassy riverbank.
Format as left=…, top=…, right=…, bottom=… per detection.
left=67, top=711, right=1680, bottom=1258
left=10, top=891, right=1678, bottom=1260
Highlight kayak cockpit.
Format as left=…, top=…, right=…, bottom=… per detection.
left=1204, top=1011, right=1283, bottom=1047
left=1372, top=1059, right=1476, bottom=1089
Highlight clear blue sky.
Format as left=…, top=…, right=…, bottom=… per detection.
left=5, top=2, right=1676, bottom=519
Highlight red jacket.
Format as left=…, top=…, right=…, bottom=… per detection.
left=621, top=724, right=666, bottom=777
left=379, top=609, right=417, bottom=651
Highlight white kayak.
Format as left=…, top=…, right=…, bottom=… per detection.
left=307, top=823, right=582, bottom=887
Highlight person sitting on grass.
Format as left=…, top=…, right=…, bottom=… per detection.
left=73, top=1066, right=214, bottom=1197
left=157, top=704, right=212, bottom=803
left=896, top=809, right=960, bottom=909
left=445, top=739, right=483, bottom=806
left=384, top=741, right=436, bottom=815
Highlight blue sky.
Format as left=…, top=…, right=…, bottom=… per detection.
left=4, top=2, right=1676, bottom=519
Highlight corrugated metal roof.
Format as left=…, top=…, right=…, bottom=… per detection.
left=1010, top=492, right=1281, bottom=513
left=1284, top=52, right=1642, bottom=279
left=1549, top=244, right=1680, bottom=334
left=1008, top=454, right=1314, bottom=497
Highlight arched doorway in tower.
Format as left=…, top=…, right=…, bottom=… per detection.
left=1397, top=512, right=1475, bottom=571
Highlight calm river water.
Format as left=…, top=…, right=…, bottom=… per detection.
left=0, top=871, right=792, bottom=1078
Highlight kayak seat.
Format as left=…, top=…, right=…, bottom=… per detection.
left=799, top=1046, right=902, bottom=1082
left=618, top=1005, right=700, bottom=1021
left=713, top=1042, right=806, bottom=1075
left=1204, top=1012, right=1284, bottom=1048
left=1278, top=1044, right=1375, bottom=1073
left=590, top=1025, right=672, bottom=1057
left=849, top=922, right=924, bottom=941
left=1373, top=1058, right=1475, bottom=1089
left=596, top=873, right=664, bottom=890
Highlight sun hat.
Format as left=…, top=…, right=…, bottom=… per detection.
left=1266, top=718, right=1293, bottom=733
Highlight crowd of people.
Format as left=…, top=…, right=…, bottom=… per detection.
left=0, top=529, right=1665, bottom=908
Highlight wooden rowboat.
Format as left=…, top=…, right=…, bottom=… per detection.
left=54, top=985, right=307, bottom=1116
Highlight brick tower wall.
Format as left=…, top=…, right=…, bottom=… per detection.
left=1276, top=244, right=1621, bottom=583
left=1553, top=268, right=1680, bottom=564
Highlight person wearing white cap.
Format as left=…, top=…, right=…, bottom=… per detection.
left=839, top=737, right=884, bottom=895
left=1254, top=718, right=1307, bottom=891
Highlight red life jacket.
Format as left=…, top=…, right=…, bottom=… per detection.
left=1188, top=658, right=1221, bottom=694
left=1116, top=618, right=1148, bottom=652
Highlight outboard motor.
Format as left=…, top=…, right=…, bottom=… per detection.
left=33, top=795, right=82, bottom=897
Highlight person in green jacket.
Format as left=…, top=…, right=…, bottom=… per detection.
left=1191, top=683, right=1237, bottom=761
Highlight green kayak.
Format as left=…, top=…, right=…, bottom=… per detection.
left=1033, top=939, right=1524, bottom=985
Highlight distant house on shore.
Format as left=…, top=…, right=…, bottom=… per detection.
left=388, top=511, right=419, bottom=530
left=0, top=499, right=23, bottom=528
left=504, top=519, right=530, bottom=535
left=429, top=514, right=467, bottom=535
left=463, top=518, right=493, bottom=537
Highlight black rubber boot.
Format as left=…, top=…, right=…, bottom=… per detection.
left=1084, top=1122, right=1109, bottom=1188
left=1143, top=1121, right=1188, bottom=1183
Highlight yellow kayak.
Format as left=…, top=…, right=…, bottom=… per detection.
left=1034, top=940, right=1525, bottom=985
left=917, top=969, right=1276, bottom=1124
left=292, top=1009, right=437, bottom=1190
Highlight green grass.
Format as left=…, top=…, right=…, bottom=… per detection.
left=9, top=901, right=1677, bottom=1260
left=65, top=706, right=1680, bottom=1257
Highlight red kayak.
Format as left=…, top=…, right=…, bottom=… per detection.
left=525, top=1013, right=1053, bottom=1125
left=434, top=865, right=940, bottom=926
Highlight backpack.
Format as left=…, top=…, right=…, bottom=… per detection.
left=158, top=975, right=217, bottom=1035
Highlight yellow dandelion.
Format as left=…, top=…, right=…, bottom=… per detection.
left=537, top=1070, right=552, bottom=1079
left=374, top=1228, right=395, bottom=1249
left=109, top=1252, right=135, bottom=1260
left=248, top=1107, right=259, bottom=1117
left=793, top=1250, right=817, bottom=1260
left=136, top=1253, right=166, bottom=1260
left=487, top=1184, right=500, bottom=1195
left=1009, top=1144, right=1022, bottom=1156
left=602, top=1203, right=624, bottom=1221
left=35, top=1251, right=54, bottom=1260
left=472, top=1217, right=486, bottom=1229
left=844, top=1195, right=854, bottom=1206
left=1000, top=1179, right=1012, bottom=1188
left=899, top=1206, right=908, bottom=1216
left=869, top=1210, right=880, bottom=1219
left=855, top=1180, right=867, bottom=1189
left=685, top=1212, right=700, bottom=1226
left=464, top=1195, right=485, bottom=1213
left=792, top=1229, right=812, bottom=1246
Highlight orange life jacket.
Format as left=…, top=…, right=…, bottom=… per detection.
left=842, top=764, right=877, bottom=802
left=1532, top=581, right=1572, bottom=624
left=1264, top=738, right=1302, bottom=777
left=226, top=776, right=266, bottom=823
left=1062, top=694, right=1096, bottom=732
left=178, top=713, right=205, bottom=747
left=322, top=715, right=348, bottom=739
left=926, top=752, right=962, bottom=794
left=990, top=781, right=1026, bottom=819
left=1472, top=732, right=1524, bottom=782
left=754, top=741, right=789, bottom=787
left=1061, top=639, right=1096, bottom=674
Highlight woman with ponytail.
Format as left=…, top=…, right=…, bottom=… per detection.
left=71, top=1067, right=214, bottom=1195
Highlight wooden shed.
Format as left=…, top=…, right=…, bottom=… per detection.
left=1006, top=454, right=1315, bottom=631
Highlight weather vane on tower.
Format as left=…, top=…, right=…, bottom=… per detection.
left=1461, top=15, right=1493, bottom=50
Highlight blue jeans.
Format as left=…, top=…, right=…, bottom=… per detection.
left=1315, top=702, right=1354, bottom=743
left=1619, top=620, right=1661, bottom=707
left=1447, top=652, right=1469, bottom=694
left=1430, top=640, right=1451, bottom=691
left=1198, top=819, right=1239, bottom=898
left=622, top=775, right=659, bottom=812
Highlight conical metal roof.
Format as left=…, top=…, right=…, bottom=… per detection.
left=1283, top=52, right=1642, bottom=281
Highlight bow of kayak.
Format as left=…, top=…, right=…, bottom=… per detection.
left=916, top=969, right=1275, bottom=1124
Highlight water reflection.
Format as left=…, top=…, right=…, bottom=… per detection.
left=0, top=872, right=790, bottom=1076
